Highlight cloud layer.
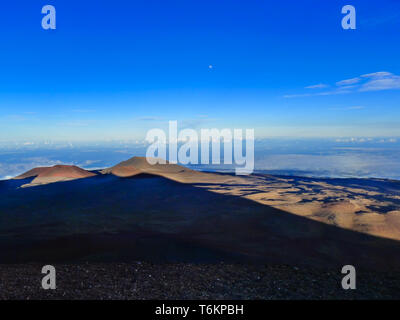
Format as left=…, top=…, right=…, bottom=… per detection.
left=285, top=71, right=400, bottom=98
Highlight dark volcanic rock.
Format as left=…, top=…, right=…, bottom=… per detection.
left=0, top=262, right=399, bottom=300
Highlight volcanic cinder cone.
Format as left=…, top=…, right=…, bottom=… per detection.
left=15, top=165, right=97, bottom=187
left=13, top=167, right=52, bottom=180
left=101, top=156, right=243, bottom=184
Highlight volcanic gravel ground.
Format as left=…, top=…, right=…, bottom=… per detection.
left=0, top=262, right=399, bottom=300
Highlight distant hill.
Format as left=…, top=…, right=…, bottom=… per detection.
left=14, top=157, right=241, bottom=186
left=14, top=165, right=96, bottom=187
left=101, top=156, right=242, bottom=184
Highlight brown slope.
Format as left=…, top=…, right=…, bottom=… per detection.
left=198, top=174, right=400, bottom=241
left=16, top=165, right=97, bottom=187
left=101, top=156, right=244, bottom=184
left=13, top=167, right=51, bottom=180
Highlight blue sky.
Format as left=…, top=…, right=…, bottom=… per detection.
left=0, top=0, right=400, bottom=141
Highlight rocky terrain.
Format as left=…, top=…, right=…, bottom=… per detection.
left=1, top=262, right=399, bottom=300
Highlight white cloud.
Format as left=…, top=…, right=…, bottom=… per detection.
left=348, top=106, right=365, bottom=110
left=336, top=77, right=361, bottom=86
left=283, top=93, right=312, bottom=98
left=71, top=109, right=96, bottom=113
left=305, top=83, right=328, bottom=89
left=138, top=116, right=164, bottom=121
left=60, top=120, right=94, bottom=127
left=329, top=106, right=365, bottom=111
left=284, top=87, right=353, bottom=98
left=361, top=71, right=393, bottom=78
left=359, top=72, right=400, bottom=92
left=285, top=71, right=400, bottom=98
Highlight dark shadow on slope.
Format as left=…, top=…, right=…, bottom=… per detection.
left=0, top=177, right=35, bottom=191
left=0, top=174, right=400, bottom=270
